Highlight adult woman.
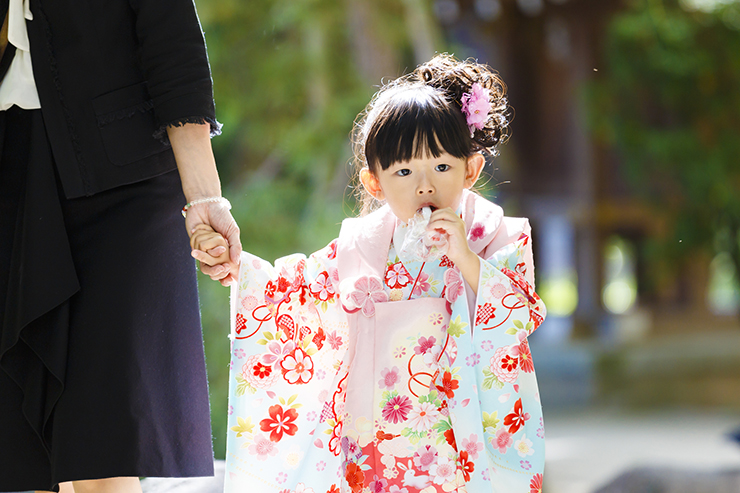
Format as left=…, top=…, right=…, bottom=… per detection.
left=0, top=0, right=238, bottom=491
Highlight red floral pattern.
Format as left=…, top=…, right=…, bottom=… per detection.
left=504, top=398, right=530, bottom=434
left=436, top=371, right=460, bottom=399
left=259, top=404, right=299, bottom=442
left=227, top=203, right=546, bottom=493
left=345, top=462, right=365, bottom=493
left=530, top=473, right=543, bottom=493
left=459, top=450, right=475, bottom=481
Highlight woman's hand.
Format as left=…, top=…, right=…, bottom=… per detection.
left=167, top=122, right=242, bottom=286
left=427, top=207, right=480, bottom=294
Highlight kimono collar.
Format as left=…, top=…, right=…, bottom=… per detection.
left=459, top=189, right=504, bottom=258
left=336, top=205, right=396, bottom=281
left=337, top=190, right=506, bottom=281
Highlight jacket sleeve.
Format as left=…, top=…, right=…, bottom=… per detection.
left=128, top=0, right=221, bottom=138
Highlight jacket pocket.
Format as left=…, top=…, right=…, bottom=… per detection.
left=93, top=82, right=170, bottom=166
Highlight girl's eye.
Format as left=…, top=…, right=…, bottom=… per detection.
left=395, top=169, right=411, bottom=177
left=435, top=164, right=450, bottom=172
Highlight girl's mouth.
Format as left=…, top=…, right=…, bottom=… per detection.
left=417, top=205, right=437, bottom=214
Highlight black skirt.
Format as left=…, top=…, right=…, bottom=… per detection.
left=0, top=106, right=214, bottom=491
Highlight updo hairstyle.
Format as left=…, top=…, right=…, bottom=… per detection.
left=352, top=54, right=510, bottom=214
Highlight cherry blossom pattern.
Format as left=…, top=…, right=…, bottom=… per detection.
left=435, top=371, right=460, bottom=399
left=368, top=475, right=388, bottom=493
left=414, top=336, right=436, bottom=355
left=280, top=347, right=314, bottom=384
left=342, top=275, right=389, bottom=317
left=249, top=433, right=279, bottom=460
left=309, top=271, right=336, bottom=302
left=493, top=427, right=513, bottom=454
left=469, top=223, right=486, bottom=242
left=378, top=366, right=401, bottom=390
left=412, top=445, right=438, bottom=471
left=410, top=271, right=432, bottom=297
left=260, top=404, right=299, bottom=442
left=460, top=434, right=484, bottom=460
left=516, top=434, right=535, bottom=460
left=429, top=455, right=456, bottom=485
left=465, top=353, right=480, bottom=367
left=385, top=262, right=412, bottom=289
left=261, top=340, right=296, bottom=368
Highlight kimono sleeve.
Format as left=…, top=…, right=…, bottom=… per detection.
left=446, top=228, right=546, bottom=492
left=224, top=240, right=349, bottom=493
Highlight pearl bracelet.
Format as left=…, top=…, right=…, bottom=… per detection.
left=181, top=196, right=232, bottom=218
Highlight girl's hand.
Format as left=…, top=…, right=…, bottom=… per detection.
left=190, top=224, right=230, bottom=266
left=427, top=207, right=481, bottom=294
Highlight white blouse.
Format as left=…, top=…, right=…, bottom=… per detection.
left=0, top=0, right=41, bottom=111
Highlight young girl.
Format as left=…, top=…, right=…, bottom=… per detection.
left=200, top=54, right=547, bottom=493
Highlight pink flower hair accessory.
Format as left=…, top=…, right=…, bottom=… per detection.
left=461, top=83, right=492, bottom=136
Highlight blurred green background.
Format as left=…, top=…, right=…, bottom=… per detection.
left=193, top=0, right=740, bottom=490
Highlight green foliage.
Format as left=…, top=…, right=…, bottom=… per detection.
left=590, top=0, right=740, bottom=282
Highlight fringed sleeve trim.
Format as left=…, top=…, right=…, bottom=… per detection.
left=153, top=116, right=223, bottom=145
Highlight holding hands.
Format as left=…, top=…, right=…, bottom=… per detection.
left=188, top=211, right=237, bottom=285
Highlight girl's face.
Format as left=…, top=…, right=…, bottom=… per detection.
left=361, top=151, right=485, bottom=223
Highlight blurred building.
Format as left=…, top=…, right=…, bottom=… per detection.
left=431, top=0, right=740, bottom=410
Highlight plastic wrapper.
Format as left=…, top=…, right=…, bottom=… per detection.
left=399, top=206, right=449, bottom=262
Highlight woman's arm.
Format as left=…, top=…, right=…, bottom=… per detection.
left=167, top=122, right=240, bottom=285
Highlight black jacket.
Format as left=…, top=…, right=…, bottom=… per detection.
left=25, top=0, right=219, bottom=198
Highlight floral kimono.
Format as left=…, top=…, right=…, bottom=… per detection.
left=224, top=190, right=546, bottom=493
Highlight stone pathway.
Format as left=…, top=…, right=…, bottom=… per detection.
left=140, top=461, right=224, bottom=493
left=544, top=408, right=740, bottom=493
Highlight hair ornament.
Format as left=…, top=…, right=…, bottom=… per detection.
left=461, top=83, right=492, bottom=136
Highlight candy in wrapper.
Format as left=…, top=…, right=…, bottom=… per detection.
left=399, top=207, right=449, bottom=262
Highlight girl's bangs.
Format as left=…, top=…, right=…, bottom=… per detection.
left=365, top=92, right=471, bottom=171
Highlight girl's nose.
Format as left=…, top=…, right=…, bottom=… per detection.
left=416, top=176, right=435, bottom=195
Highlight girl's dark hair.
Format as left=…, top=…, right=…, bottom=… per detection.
left=352, top=54, right=510, bottom=214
